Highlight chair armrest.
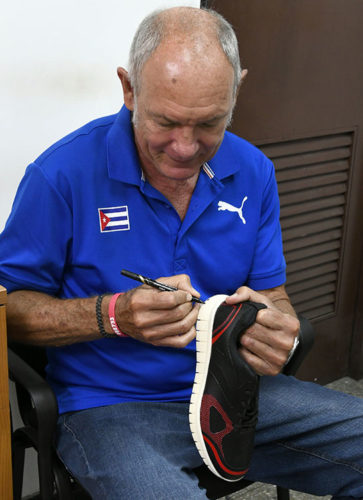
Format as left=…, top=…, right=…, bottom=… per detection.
left=283, top=315, right=315, bottom=376
left=8, top=347, right=58, bottom=442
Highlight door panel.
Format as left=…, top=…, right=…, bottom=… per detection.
left=206, top=0, right=363, bottom=383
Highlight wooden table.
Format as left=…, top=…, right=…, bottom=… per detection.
left=0, top=286, right=13, bottom=499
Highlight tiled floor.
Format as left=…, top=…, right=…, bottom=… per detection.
left=222, top=377, right=363, bottom=500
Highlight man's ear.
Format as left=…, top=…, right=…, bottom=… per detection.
left=229, top=69, right=248, bottom=116
left=235, top=68, right=248, bottom=97
left=117, top=67, right=135, bottom=111
left=240, top=68, right=248, bottom=83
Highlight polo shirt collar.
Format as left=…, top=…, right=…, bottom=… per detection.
left=207, top=132, right=242, bottom=181
left=107, top=105, right=241, bottom=185
left=107, top=106, right=142, bottom=185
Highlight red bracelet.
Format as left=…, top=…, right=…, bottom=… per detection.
left=108, top=293, right=127, bottom=337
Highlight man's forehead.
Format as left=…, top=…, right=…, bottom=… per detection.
left=140, top=43, right=234, bottom=93
left=144, top=35, right=231, bottom=75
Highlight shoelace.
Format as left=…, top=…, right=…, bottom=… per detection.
left=233, top=389, right=258, bottom=431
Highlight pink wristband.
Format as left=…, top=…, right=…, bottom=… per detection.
left=108, top=293, right=127, bottom=337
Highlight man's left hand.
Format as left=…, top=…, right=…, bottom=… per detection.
left=225, top=286, right=300, bottom=376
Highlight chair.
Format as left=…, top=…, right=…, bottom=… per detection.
left=9, top=315, right=314, bottom=500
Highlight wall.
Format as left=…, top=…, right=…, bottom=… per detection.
left=2, top=1, right=199, bottom=496
left=0, top=0, right=199, bottom=231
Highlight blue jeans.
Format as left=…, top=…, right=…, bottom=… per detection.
left=56, top=375, right=363, bottom=499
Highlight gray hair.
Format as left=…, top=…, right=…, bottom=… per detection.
left=127, top=7, right=242, bottom=97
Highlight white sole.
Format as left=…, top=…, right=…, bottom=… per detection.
left=189, top=294, right=239, bottom=481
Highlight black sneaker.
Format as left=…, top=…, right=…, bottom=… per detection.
left=189, top=294, right=266, bottom=482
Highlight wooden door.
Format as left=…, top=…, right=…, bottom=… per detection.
left=205, top=0, right=363, bottom=383
left=0, top=286, right=13, bottom=499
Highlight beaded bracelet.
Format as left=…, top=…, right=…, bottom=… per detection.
left=96, top=294, right=112, bottom=338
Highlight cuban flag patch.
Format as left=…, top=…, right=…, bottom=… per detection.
left=98, top=206, right=130, bottom=233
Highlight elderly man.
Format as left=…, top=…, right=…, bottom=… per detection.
left=1, top=6, right=362, bottom=499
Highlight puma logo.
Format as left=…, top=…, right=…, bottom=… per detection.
left=218, top=196, right=248, bottom=224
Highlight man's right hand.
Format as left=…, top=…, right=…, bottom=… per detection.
left=115, top=274, right=201, bottom=348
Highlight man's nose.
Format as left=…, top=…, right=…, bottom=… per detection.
left=170, top=127, right=199, bottom=159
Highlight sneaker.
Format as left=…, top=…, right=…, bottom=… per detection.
left=189, top=294, right=266, bottom=482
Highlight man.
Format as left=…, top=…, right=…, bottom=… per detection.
left=1, top=6, right=362, bottom=499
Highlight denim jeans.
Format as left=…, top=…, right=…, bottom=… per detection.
left=56, top=374, right=363, bottom=499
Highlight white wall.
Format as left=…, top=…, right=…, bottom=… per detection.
left=2, top=1, right=200, bottom=496
left=0, top=0, right=200, bottom=232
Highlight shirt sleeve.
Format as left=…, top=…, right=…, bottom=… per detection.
left=246, top=159, right=286, bottom=290
left=0, top=163, right=72, bottom=294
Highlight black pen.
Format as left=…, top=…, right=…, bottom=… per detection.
left=121, top=269, right=205, bottom=304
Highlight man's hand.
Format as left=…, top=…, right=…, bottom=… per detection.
left=116, top=274, right=201, bottom=348
left=225, top=286, right=300, bottom=376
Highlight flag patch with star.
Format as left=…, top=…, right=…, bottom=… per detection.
left=98, top=206, right=130, bottom=232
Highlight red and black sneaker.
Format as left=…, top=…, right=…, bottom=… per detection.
left=189, top=294, right=266, bottom=482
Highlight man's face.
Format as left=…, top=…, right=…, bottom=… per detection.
left=123, top=43, right=236, bottom=184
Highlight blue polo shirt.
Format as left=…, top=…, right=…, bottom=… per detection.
left=0, top=106, right=285, bottom=414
